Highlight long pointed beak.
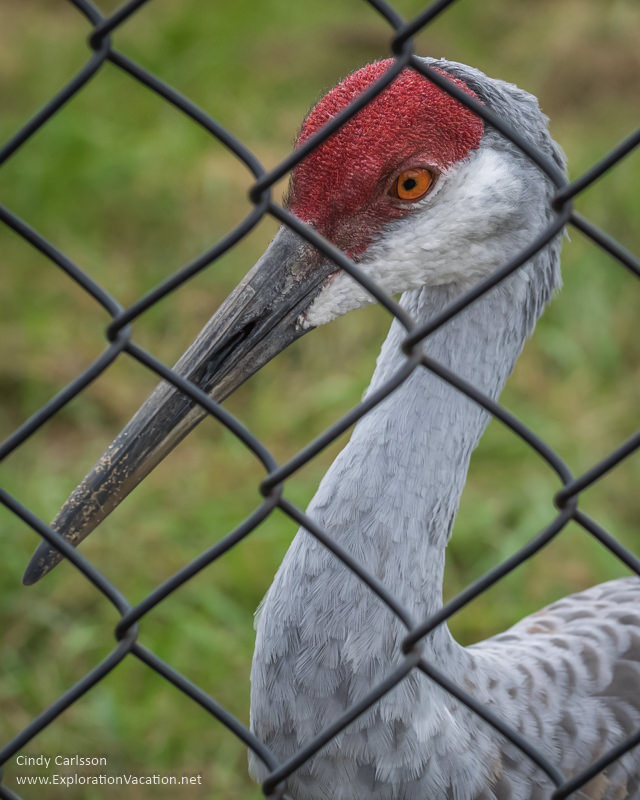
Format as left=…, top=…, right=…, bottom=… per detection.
left=23, top=226, right=333, bottom=585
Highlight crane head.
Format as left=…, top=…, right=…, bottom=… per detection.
left=22, top=58, right=564, bottom=585
left=288, top=60, right=483, bottom=258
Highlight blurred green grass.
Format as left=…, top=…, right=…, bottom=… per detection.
left=1, top=0, right=638, bottom=797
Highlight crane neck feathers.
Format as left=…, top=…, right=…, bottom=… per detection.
left=249, top=261, right=563, bottom=795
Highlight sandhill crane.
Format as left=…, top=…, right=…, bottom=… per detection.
left=23, top=58, right=640, bottom=799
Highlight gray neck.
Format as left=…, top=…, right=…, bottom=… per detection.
left=250, top=273, right=545, bottom=791
left=306, top=276, right=532, bottom=646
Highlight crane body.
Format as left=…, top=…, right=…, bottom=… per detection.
left=249, top=280, right=640, bottom=799
left=22, top=58, right=640, bottom=799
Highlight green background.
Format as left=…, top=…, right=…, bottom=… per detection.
left=1, top=0, right=638, bottom=797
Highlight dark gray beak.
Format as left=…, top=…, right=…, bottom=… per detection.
left=23, top=227, right=333, bottom=585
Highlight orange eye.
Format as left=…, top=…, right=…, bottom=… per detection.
left=392, top=168, right=433, bottom=201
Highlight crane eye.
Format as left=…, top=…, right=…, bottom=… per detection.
left=391, top=168, right=433, bottom=201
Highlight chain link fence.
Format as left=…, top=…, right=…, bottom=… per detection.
left=1, top=0, right=639, bottom=797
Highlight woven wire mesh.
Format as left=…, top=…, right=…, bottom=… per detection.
left=1, top=0, right=639, bottom=797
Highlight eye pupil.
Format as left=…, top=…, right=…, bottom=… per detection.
left=402, top=178, right=417, bottom=191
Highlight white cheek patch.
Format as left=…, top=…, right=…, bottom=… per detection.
left=303, top=147, right=538, bottom=329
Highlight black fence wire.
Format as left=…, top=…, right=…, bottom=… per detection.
left=1, top=0, right=639, bottom=798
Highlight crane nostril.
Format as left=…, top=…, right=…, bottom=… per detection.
left=188, top=315, right=267, bottom=390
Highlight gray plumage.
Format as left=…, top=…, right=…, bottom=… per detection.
left=248, top=59, right=640, bottom=799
